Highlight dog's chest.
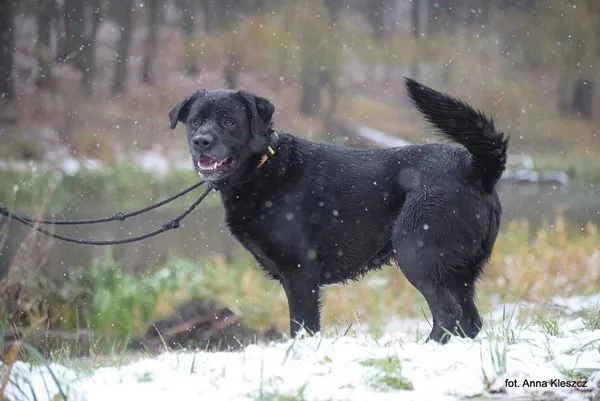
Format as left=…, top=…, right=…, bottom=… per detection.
left=222, top=193, right=306, bottom=275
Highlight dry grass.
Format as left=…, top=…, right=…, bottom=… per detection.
left=0, top=186, right=57, bottom=334
left=3, top=209, right=598, bottom=358
left=321, top=213, right=600, bottom=330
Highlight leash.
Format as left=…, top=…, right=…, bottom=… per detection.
left=0, top=134, right=280, bottom=246
left=0, top=180, right=215, bottom=246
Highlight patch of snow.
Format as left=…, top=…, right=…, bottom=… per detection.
left=61, top=158, right=82, bottom=176
left=507, top=153, right=535, bottom=170
left=7, top=298, right=600, bottom=401
left=502, top=168, right=570, bottom=186
left=358, top=126, right=413, bottom=148
left=133, top=151, right=172, bottom=176
left=82, top=159, right=105, bottom=171
left=0, top=159, right=31, bottom=172
left=354, top=125, right=569, bottom=186
left=551, top=295, right=600, bottom=314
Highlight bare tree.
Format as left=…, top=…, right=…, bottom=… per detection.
left=111, top=0, right=135, bottom=97
left=223, top=51, right=240, bottom=89
left=80, top=0, right=102, bottom=96
left=62, top=0, right=85, bottom=69
left=323, top=0, right=343, bottom=24
left=141, top=0, right=161, bottom=84
left=296, top=2, right=340, bottom=117
left=36, top=0, right=55, bottom=90
left=199, top=0, right=213, bottom=32
left=364, top=0, right=395, bottom=41
left=180, top=0, right=198, bottom=76
left=299, top=62, right=322, bottom=116
left=200, top=0, right=239, bottom=33
left=410, top=0, right=427, bottom=81
left=0, top=0, right=16, bottom=124
left=478, top=0, right=491, bottom=26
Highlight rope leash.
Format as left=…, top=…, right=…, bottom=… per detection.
left=0, top=180, right=215, bottom=246
left=0, top=180, right=206, bottom=226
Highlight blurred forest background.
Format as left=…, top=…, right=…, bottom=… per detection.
left=1, top=0, right=599, bottom=160
left=1, top=0, right=600, bottom=356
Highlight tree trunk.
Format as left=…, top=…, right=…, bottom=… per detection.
left=571, top=78, right=594, bottom=119
left=36, top=0, right=54, bottom=90
left=321, top=68, right=338, bottom=122
left=365, top=0, right=392, bottom=41
left=111, top=0, right=134, bottom=97
left=0, top=0, right=16, bottom=125
left=428, top=0, right=449, bottom=34
left=200, top=0, right=213, bottom=33
left=323, top=0, right=343, bottom=24
left=181, top=0, right=198, bottom=76
left=80, top=0, right=102, bottom=96
left=223, top=51, right=240, bottom=89
left=63, top=0, right=85, bottom=69
left=410, top=0, right=421, bottom=81
left=411, top=0, right=420, bottom=40
left=141, top=0, right=161, bottom=84
left=299, top=62, right=322, bottom=116
left=479, top=0, right=491, bottom=26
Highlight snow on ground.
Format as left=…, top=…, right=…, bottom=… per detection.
left=6, top=297, right=600, bottom=401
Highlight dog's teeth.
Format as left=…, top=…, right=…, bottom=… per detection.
left=198, top=160, right=218, bottom=170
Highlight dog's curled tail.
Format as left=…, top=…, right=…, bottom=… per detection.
left=404, top=77, right=510, bottom=194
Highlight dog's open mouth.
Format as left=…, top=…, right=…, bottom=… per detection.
left=197, top=155, right=236, bottom=172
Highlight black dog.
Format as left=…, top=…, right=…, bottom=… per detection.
left=168, top=78, right=509, bottom=344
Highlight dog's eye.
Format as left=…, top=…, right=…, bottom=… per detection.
left=223, top=118, right=235, bottom=127
left=191, top=118, right=202, bottom=127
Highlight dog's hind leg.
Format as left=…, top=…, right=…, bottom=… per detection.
left=456, top=210, right=500, bottom=339
left=455, top=279, right=482, bottom=339
left=393, top=243, right=463, bottom=343
left=391, top=198, right=468, bottom=344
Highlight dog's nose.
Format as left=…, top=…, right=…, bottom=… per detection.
left=191, top=134, right=214, bottom=151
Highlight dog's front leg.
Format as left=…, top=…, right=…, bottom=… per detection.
left=281, top=263, right=321, bottom=338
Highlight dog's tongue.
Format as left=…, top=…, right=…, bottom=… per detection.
left=198, top=156, right=217, bottom=170
left=198, top=156, right=233, bottom=171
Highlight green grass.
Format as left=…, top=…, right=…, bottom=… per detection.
left=255, top=386, right=314, bottom=401
left=581, top=309, right=600, bottom=330
left=533, top=313, right=563, bottom=337
left=0, top=163, right=218, bottom=214
left=531, top=153, right=600, bottom=186
left=9, top=248, right=288, bottom=355
left=359, top=356, right=414, bottom=391
left=482, top=306, right=523, bottom=346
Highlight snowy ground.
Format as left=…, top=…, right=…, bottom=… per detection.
left=6, top=296, right=600, bottom=401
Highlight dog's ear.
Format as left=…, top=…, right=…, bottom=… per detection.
left=168, top=90, right=205, bottom=129
left=237, top=90, right=275, bottom=139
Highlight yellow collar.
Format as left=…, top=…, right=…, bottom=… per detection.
left=256, top=132, right=279, bottom=168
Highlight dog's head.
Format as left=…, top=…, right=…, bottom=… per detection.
left=168, top=89, right=275, bottom=182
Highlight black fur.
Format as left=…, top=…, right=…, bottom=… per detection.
left=168, top=78, right=509, bottom=344
left=404, top=78, right=510, bottom=193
